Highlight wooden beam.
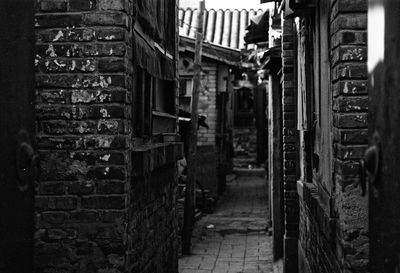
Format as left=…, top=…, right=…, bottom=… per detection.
left=182, top=0, right=205, bottom=255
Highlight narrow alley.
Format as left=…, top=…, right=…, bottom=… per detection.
left=179, top=175, right=272, bottom=273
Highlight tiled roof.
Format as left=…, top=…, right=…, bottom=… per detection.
left=179, top=8, right=265, bottom=51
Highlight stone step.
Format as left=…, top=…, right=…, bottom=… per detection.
left=233, top=167, right=266, bottom=177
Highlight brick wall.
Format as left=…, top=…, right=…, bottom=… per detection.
left=34, top=1, right=181, bottom=272
left=331, top=0, right=369, bottom=272
left=296, top=1, right=368, bottom=273
left=198, top=62, right=217, bottom=146
left=281, top=15, right=299, bottom=273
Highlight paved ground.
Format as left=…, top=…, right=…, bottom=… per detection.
left=179, top=175, right=273, bottom=273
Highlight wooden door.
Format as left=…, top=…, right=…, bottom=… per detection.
left=368, top=0, right=400, bottom=272
left=0, top=0, right=36, bottom=272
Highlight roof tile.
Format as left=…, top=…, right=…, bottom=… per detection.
left=179, top=8, right=265, bottom=50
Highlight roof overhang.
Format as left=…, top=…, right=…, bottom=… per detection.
left=179, top=36, right=241, bottom=66
left=261, top=47, right=282, bottom=75
left=244, top=10, right=270, bottom=44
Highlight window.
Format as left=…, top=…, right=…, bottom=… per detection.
left=134, top=66, right=177, bottom=137
left=178, top=78, right=193, bottom=113
left=296, top=0, right=332, bottom=212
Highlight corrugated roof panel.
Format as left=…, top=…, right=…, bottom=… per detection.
left=189, top=9, right=199, bottom=38
left=222, top=10, right=232, bottom=47
left=213, top=9, right=224, bottom=45
left=230, top=10, right=240, bottom=49
left=179, top=7, right=265, bottom=51
left=182, top=9, right=192, bottom=36
left=238, top=9, right=248, bottom=49
left=206, top=9, right=216, bottom=43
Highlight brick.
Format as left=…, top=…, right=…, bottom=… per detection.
left=333, top=128, right=368, bottom=144
left=36, top=89, right=68, bottom=104
left=333, top=80, right=367, bottom=96
left=71, top=151, right=126, bottom=165
left=98, top=0, right=125, bottom=10
left=332, top=31, right=367, bottom=47
left=81, top=195, right=126, bottom=209
left=335, top=144, right=367, bottom=160
left=36, top=28, right=95, bottom=42
left=68, top=182, right=95, bottom=194
left=46, top=229, right=69, bottom=240
left=87, top=166, right=126, bottom=180
left=35, top=14, right=83, bottom=28
left=98, top=58, right=125, bottom=72
left=99, top=211, right=126, bottom=223
left=41, top=212, right=68, bottom=225
left=40, top=0, right=68, bottom=12
left=331, top=14, right=367, bottom=34
left=332, top=45, right=367, bottom=64
left=69, top=0, right=96, bottom=11
left=69, top=210, right=98, bottom=222
left=334, top=113, right=367, bottom=128
left=333, top=63, right=367, bottom=81
left=40, top=58, right=96, bottom=73
left=97, top=181, right=125, bottom=194
left=97, top=119, right=125, bottom=134
left=39, top=182, right=66, bottom=195
left=83, top=12, right=127, bottom=26
left=53, top=196, right=78, bottom=210
left=97, top=28, right=126, bottom=41
left=335, top=159, right=360, bottom=177
left=39, top=120, right=97, bottom=134
left=36, top=105, right=125, bottom=120
left=331, top=0, right=368, bottom=19
left=37, top=135, right=127, bottom=150
left=70, top=89, right=126, bottom=104
left=35, top=196, right=50, bottom=210
left=333, top=96, right=368, bottom=112
left=36, top=74, right=126, bottom=88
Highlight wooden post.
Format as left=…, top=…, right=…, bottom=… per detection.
left=182, top=0, right=205, bottom=255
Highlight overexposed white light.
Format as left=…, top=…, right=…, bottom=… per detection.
left=368, top=3, right=385, bottom=73
left=179, top=0, right=267, bottom=10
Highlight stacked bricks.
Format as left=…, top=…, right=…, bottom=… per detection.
left=198, top=62, right=218, bottom=146
left=281, top=15, right=299, bottom=273
left=331, top=0, right=369, bottom=272
left=34, top=0, right=181, bottom=272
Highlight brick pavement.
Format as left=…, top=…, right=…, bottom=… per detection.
left=179, top=175, right=273, bottom=273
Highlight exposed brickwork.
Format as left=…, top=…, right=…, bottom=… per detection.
left=198, top=63, right=218, bottom=146
left=331, top=1, right=369, bottom=272
left=34, top=1, right=181, bottom=272
left=281, top=15, right=299, bottom=273
left=297, top=1, right=369, bottom=273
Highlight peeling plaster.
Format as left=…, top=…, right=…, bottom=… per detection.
left=100, top=154, right=111, bottom=162
left=53, top=30, right=64, bottom=42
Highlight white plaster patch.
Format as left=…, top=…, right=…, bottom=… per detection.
left=46, top=45, right=57, bottom=57
left=100, top=154, right=111, bottom=162
left=100, top=108, right=110, bottom=118
left=52, top=30, right=64, bottom=42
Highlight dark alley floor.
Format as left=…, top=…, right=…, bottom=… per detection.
left=179, top=175, right=273, bottom=273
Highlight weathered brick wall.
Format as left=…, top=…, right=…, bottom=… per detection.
left=34, top=1, right=181, bottom=272
left=331, top=0, right=369, bottom=272
left=198, top=62, right=217, bottom=146
left=129, top=145, right=181, bottom=273
left=297, top=1, right=368, bottom=273
left=281, top=16, right=299, bottom=273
